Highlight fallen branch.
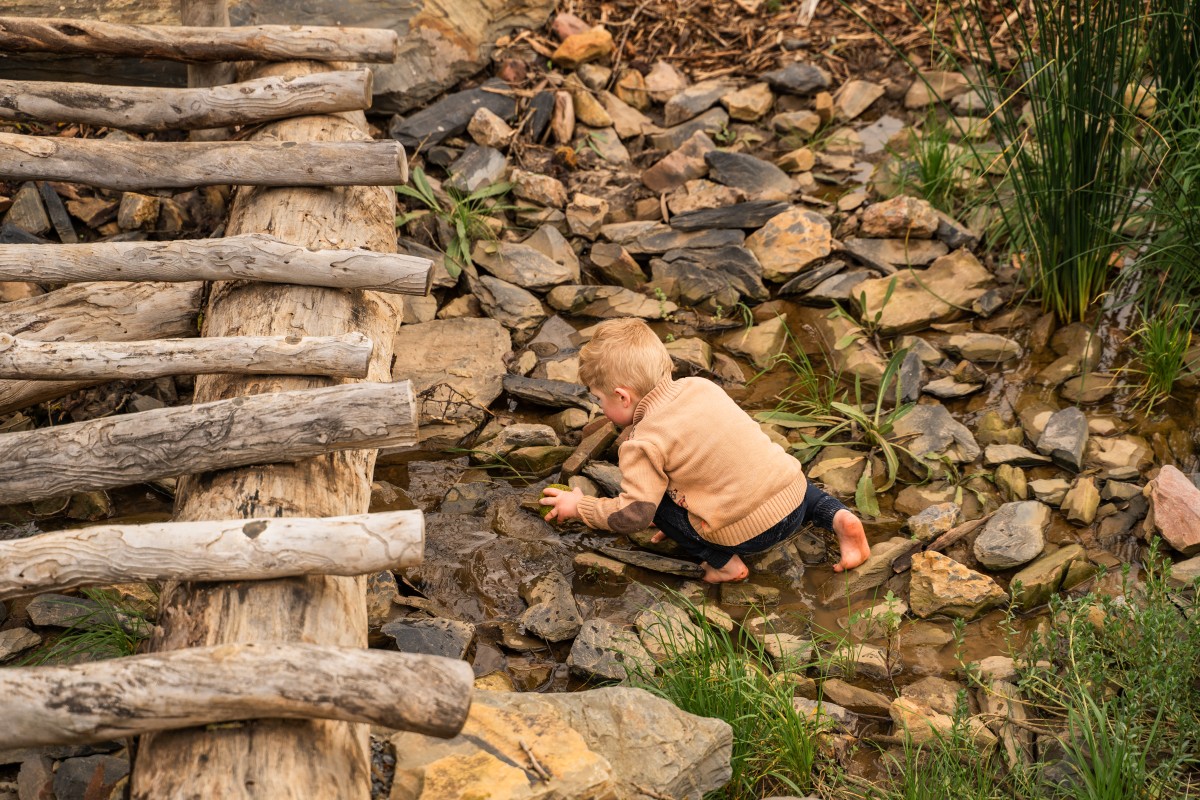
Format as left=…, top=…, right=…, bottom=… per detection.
left=0, top=71, right=374, bottom=131
left=0, top=17, right=399, bottom=62
left=0, top=509, right=423, bottom=600
left=0, top=234, right=432, bottom=295
left=0, top=332, right=374, bottom=380
left=0, top=643, right=472, bottom=748
left=0, top=381, right=417, bottom=505
left=0, top=132, right=408, bottom=191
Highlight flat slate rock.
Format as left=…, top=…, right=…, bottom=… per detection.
left=661, top=245, right=769, bottom=301
left=763, top=62, right=831, bottom=95
left=597, top=545, right=706, bottom=579
left=669, top=200, right=790, bottom=231
left=502, top=374, right=595, bottom=411
left=526, top=90, right=556, bottom=143
left=390, top=78, right=517, bottom=149
left=381, top=617, right=475, bottom=660
left=778, top=260, right=846, bottom=295
left=705, top=151, right=793, bottom=199
left=0, top=222, right=47, bottom=244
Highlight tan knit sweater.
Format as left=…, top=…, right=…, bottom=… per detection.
left=576, top=377, right=809, bottom=546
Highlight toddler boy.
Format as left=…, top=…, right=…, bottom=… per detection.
left=541, top=318, right=871, bottom=583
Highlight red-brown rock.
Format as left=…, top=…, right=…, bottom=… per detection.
left=1146, top=465, right=1200, bottom=555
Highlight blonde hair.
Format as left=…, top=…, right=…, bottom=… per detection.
left=579, top=318, right=673, bottom=398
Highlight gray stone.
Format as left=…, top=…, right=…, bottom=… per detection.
left=445, top=144, right=508, bottom=194
left=601, top=220, right=744, bottom=255
left=947, top=332, right=1021, bottom=363
left=763, top=62, right=831, bottom=95
left=381, top=617, right=475, bottom=660
left=642, top=131, right=716, bottom=193
left=583, top=462, right=624, bottom=495
left=660, top=246, right=768, bottom=302
left=858, top=115, right=905, bottom=155
left=568, top=618, right=655, bottom=680
left=974, top=501, right=1050, bottom=569
left=53, top=755, right=129, bottom=800
left=475, top=423, right=559, bottom=464
left=892, top=403, right=981, bottom=470
left=984, top=444, right=1052, bottom=467
left=473, top=240, right=578, bottom=290
left=637, top=602, right=706, bottom=659
left=520, top=571, right=582, bottom=641
left=26, top=593, right=103, bottom=628
left=0, top=627, right=41, bottom=661
left=391, top=318, right=511, bottom=429
left=901, top=676, right=966, bottom=715
left=778, top=260, right=845, bottom=295
left=1101, top=480, right=1141, bottom=503
left=935, top=210, right=980, bottom=250
left=17, top=754, right=53, bottom=800
left=588, top=242, right=647, bottom=289
left=907, top=502, right=960, bottom=542
left=718, top=315, right=789, bottom=367
left=501, top=375, right=593, bottom=412
left=843, top=237, right=948, bottom=270
left=805, top=270, right=870, bottom=304
left=1169, top=555, right=1200, bottom=586
left=472, top=274, right=547, bottom=333
left=824, top=642, right=898, bottom=680
left=651, top=258, right=739, bottom=311
left=597, top=546, right=705, bottom=579
left=389, top=78, right=518, bottom=146
left=860, top=195, right=940, bottom=239
left=835, top=79, right=885, bottom=120
left=793, top=697, right=857, bottom=731
left=648, top=107, right=730, bottom=151
left=3, top=183, right=50, bottom=236
left=923, top=376, right=983, bottom=399
left=669, top=200, right=790, bottom=231
left=663, top=79, right=732, bottom=126
left=440, top=481, right=499, bottom=515
left=818, top=536, right=916, bottom=605
left=547, top=284, right=678, bottom=320
left=1061, top=373, right=1120, bottom=404
left=705, top=151, right=794, bottom=201
left=1037, top=407, right=1088, bottom=471
left=1010, top=544, right=1094, bottom=607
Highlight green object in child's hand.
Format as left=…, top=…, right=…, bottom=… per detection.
left=540, top=483, right=571, bottom=520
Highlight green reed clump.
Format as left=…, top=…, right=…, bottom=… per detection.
left=880, top=714, right=1011, bottom=800
left=626, top=596, right=823, bottom=799
left=887, top=111, right=981, bottom=217
left=952, top=0, right=1148, bottom=323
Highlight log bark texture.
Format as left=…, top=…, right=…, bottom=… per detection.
left=181, top=0, right=236, bottom=142
left=0, top=281, right=202, bottom=415
left=0, top=381, right=416, bottom=505
left=0, top=17, right=399, bottom=62
left=0, top=643, right=473, bottom=748
left=0, top=509, right=423, bottom=600
left=0, top=234, right=432, bottom=295
left=0, top=132, right=408, bottom=191
left=132, top=60, right=409, bottom=800
left=0, top=71, right=373, bottom=131
left=0, top=331, right=373, bottom=380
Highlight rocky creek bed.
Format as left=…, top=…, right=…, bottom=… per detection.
left=2, top=1, right=1200, bottom=798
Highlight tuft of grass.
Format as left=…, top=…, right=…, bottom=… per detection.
left=881, top=714, right=1010, bottom=800
left=887, top=111, right=981, bottom=217
left=626, top=595, right=823, bottom=799
left=1125, top=305, right=1195, bottom=411
left=395, top=166, right=519, bottom=279
left=21, top=587, right=155, bottom=666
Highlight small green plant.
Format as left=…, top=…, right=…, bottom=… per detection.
left=627, top=594, right=823, bottom=798
left=713, top=122, right=739, bottom=146
left=882, top=710, right=1010, bottom=800
left=887, top=111, right=981, bottom=216
left=1125, top=305, right=1196, bottom=411
left=22, top=588, right=155, bottom=665
left=395, top=166, right=518, bottom=278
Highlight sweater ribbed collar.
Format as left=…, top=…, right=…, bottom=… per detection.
left=632, top=378, right=683, bottom=425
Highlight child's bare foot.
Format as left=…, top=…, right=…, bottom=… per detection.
left=832, top=509, right=871, bottom=573
left=701, top=555, right=750, bottom=583
left=649, top=530, right=666, bottom=543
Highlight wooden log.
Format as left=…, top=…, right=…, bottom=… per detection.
left=0, top=509, right=423, bottom=600
left=0, top=17, right=399, bottom=63
left=0, top=132, right=408, bottom=191
left=0, top=234, right=432, bottom=295
left=0, top=381, right=417, bottom=505
left=0, top=643, right=472, bottom=748
left=0, top=331, right=374, bottom=381
left=132, top=59, right=408, bottom=797
left=0, top=281, right=202, bottom=416
left=0, top=71, right=374, bottom=132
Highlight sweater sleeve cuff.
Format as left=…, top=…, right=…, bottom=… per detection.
left=577, top=495, right=606, bottom=530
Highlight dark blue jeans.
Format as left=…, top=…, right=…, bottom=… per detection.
left=652, top=482, right=849, bottom=569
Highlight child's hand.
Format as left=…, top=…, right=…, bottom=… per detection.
left=540, top=485, right=583, bottom=523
